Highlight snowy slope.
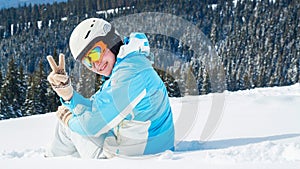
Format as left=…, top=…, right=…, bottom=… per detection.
left=0, top=84, right=300, bottom=169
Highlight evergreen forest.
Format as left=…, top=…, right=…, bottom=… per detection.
left=0, top=0, right=299, bottom=119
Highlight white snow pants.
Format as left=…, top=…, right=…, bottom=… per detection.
left=46, top=122, right=106, bottom=159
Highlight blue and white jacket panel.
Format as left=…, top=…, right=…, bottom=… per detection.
left=61, top=33, right=175, bottom=156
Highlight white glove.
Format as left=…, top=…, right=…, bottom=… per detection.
left=56, top=105, right=72, bottom=126
left=47, top=53, right=73, bottom=101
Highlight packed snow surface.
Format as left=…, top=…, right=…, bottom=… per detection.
left=0, top=84, right=300, bottom=169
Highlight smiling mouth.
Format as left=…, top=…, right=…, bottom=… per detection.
left=100, top=62, right=108, bottom=71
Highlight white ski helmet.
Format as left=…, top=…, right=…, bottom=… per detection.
left=69, top=18, right=123, bottom=61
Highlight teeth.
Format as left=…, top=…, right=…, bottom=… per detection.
left=100, top=63, right=107, bottom=71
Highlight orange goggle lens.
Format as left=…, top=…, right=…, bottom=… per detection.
left=82, top=41, right=107, bottom=68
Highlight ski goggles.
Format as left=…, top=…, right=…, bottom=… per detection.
left=82, top=41, right=107, bottom=69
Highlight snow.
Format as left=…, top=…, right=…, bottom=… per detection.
left=96, top=6, right=134, bottom=18
left=48, top=20, right=52, bottom=27
left=0, top=84, right=300, bottom=168
left=209, top=4, right=218, bottom=10
left=11, top=24, right=14, bottom=36
left=233, top=0, right=238, bottom=7
left=61, top=17, right=68, bottom=21
left=37, top=21, right=42, bottom=29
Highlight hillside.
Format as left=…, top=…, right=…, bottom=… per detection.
left=0, top=0, right=299, bottom=120
left=0, top=84, right=299, bottom=168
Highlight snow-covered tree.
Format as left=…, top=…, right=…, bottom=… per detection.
left=0, top=58, right=22, bottom=119
left=16, top=64, right=27, bottom=116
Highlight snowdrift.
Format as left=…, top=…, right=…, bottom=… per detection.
left=0, top=84, right=300, bottom=169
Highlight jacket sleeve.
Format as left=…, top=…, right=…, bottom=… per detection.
left=61, top=71, right=146, bottom=137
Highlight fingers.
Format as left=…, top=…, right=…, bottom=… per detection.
left=56, top=106, right=72, bottom=126
left=47, top=73, right=69, bottom=85
left=47, top=73, right=56, bottom=85
left=59, top=53, right=65, bottom=71
left=47, top=55, right=58, bottom=72
left=54, top=74, right=69, bottom=84
left=47, top=53, right=66, bottom=73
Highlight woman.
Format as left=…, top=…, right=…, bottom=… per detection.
left=46, top=18, right=174, bottom=158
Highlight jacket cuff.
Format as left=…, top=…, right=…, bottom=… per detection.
left=60, top=91, right=91, bottom=115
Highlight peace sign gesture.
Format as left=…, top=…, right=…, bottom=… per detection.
left=47, top=53, right=73, bottom=101
left=47, top=53, right=69, bottom=86
left=47, top=53, right=66, bottom=74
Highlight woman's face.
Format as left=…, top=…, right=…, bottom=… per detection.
left=82, top=48, right=116, bottom=76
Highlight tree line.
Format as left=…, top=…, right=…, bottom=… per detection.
left=0, top=0, right=299, bottom=119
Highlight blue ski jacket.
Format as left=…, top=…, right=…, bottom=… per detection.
left=61, top=32, right=175, bottom=157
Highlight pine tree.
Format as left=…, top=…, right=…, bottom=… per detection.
left=24, top=75, right=35, bottom=116
left=35, top=60, right=49, bottom=114
left=45, top=85, right=60, bottom=113
left=202, top=69, right=211, bottom=95
left=185, top=66, right=198, bottom=95
left=197, top=65, right=204, bottom=95
left=0, top=70, right=2, bottom=92
left=77, top=65, right=96, bottom=98
left=15, top=64, right=27, bottom=117
left=172, top=66, right=185, bottom=97
left=23, top=60, right=55, bottom=115
left=0, top=58, right=20, bottom=119
left=0, top=69, right=3, bottom=119
left=22, top=64, right=42, bottom=116
left=153, top=68, right=181, bottom=97
left=0, top=0, right=299, bottom=111
left=164, top=69, right=181, bottom=97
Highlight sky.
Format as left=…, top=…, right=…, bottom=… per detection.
left=0, top=0, right=67, bottom=9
